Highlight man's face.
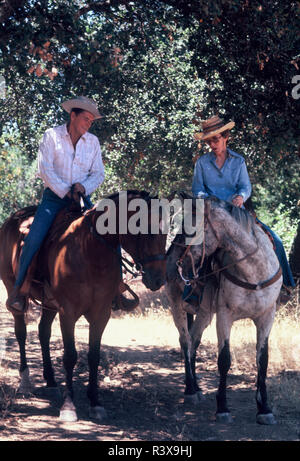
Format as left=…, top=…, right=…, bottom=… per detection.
left=70, top=110, right=95, bottom=135
left=205, top=134, right=228, bottom=155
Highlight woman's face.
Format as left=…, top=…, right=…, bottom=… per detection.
left=206, top=134, right=228, bottom=156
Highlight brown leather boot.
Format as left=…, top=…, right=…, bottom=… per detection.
left=6, top=286, right=26, bottom=314
left=112, top=282, right=139, bottom=312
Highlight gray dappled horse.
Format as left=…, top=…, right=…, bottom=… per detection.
left=166, top=196, right=282, bottom=425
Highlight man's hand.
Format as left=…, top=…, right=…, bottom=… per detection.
left=232, top=195, right=244, bottom=208
left=67, top=183, right=86, bottom=203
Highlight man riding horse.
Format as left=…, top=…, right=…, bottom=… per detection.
left=6, top=95, right=137, bottom=313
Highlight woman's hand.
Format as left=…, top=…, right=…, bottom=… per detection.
left=232, top=195, right=244, bottom=208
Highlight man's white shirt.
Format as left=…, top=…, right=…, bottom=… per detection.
left=37, top=123, right=105, bottom=198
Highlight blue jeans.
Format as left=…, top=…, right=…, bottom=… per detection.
left=15, top=188, right=92, bottom=288
left=258, top=220, right=296, bottom=288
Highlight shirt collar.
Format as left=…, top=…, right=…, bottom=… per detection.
left=208, top=148, right=237, bottom=160
left=62, top=123, right=88, bottom=141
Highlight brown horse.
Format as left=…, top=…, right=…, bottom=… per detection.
left=0, top=190, right=167, bottom=422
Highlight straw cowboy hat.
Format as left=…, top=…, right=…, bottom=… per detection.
left=194, top=115, right=235, bottom=141
left=61, top=95, right=102, bottom=119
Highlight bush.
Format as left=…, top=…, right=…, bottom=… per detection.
left=253, top=184, right=298, bottom=253
left=0, top=132, right=42, bottom=223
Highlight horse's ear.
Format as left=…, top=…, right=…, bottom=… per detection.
left=167, top=191, right=177, bottom=201
left=179, top=190, right=193, bottom=200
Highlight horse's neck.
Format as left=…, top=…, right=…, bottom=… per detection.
left=219, top=217, right=268, bottom=280
left=87, top=210, right=120, bottom=248
left=220, top=217, right=257, bottom=257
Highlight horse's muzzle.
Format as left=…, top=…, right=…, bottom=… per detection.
left=142, top=268, right=166, bottom=291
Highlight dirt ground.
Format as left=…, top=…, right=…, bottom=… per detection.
left=0, top=280, right=300, bottom=442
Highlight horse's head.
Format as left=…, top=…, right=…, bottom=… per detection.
left=120, top=191, right=167, bottom=290
left=167, top=197, right=222, bottom=282
left=169, top=196, right=257, bottom=282
left=99, top=190, right=167, bottom=291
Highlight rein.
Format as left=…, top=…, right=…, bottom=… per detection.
left=175, top=203, right=281, bottom=291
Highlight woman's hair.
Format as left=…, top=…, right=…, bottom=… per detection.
left=221, top=129, right=230, bottom=138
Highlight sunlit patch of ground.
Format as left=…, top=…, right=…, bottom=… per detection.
left=1, top=280, right=300, bottom=441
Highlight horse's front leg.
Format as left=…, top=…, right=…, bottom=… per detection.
left=167, top=295, right=196, bottom=402
left=13, top=313, right=33, bottom=394
left=216, top=309, right=233, bottom=423
left=254, top=309, right=276, bottom=425
left=86, top=321, right=107, bottom=421
left=38, top=309, right=58, bottom=389
left=59, top=315, right=78, bottom=422
left=189, top=307, right=214, bottom=402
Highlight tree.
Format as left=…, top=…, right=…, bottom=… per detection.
left=0, top=0, right=299, bottom=220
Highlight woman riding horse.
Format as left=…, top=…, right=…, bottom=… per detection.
left=185, top=115, right=295, bottom=312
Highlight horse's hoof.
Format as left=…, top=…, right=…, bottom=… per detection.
left=17, top=368, right=33, bottom=395
left=59, top=408, right=78, bottom=422
left=17, top=383, right=34, bottom=395
left=256, top=413, right=277, bottom=425
left=216, top=412, right=233, bottom=423
left=89, top=405, right=107, bottom=421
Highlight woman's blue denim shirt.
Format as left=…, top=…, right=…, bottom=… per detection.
left=192, top=148, right=252, bottom=202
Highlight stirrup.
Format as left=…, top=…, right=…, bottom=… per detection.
left=112, top=283, right=140, bottom=312
left=6, top=292, right=27, bottom=315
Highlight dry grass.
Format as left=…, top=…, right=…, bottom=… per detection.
left=1, top=280, right=300, bottom=369
left=1, top=280, right=300, bottom=440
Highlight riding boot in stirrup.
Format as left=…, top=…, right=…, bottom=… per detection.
left=6, top=286, right=26, bottom=314
left=111, top=282, right=140, bottom=312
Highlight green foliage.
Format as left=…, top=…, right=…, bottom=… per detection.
left=0, top=0, right=299, bottom=233
left=0, top=131, right=43, bottom=222
left=253, top=184, right=299, bottom=253
left=189, top=0, right=299, bottom=163
left=96, top=18, right=204, bottom=197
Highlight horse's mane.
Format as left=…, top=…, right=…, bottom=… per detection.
left=167, top=195, right=257, bottom=255
left=106, top=190, right=152, bottom=201
left=209, top=196, right=256, bottom=234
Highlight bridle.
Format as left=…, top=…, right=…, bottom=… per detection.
left=83, top=207, right=166, bottom=279
left=175, top=201, right=219, bottom=283
left=175, top=201, right=281, bottom=291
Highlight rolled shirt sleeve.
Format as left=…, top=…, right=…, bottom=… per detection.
left=192, top=160, right=209, bottom=198
left=235, top=159, right=252, bottom=201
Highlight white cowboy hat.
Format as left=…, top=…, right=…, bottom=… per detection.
left=194, top=115, right=235, bottom=140
left=61, top=95, right=102, bottom=119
